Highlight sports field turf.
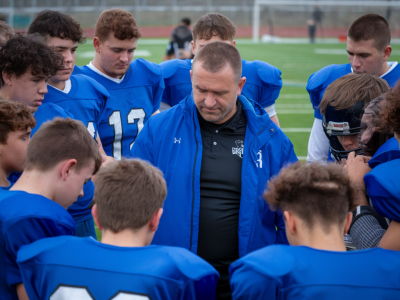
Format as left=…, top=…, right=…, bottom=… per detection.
left=75, top=39, right=400, bottom=239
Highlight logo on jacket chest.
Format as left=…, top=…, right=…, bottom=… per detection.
left=232, top=140, right=244, bottom=158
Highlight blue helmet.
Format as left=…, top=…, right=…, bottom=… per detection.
left=322, top=101, right=364, bottom=161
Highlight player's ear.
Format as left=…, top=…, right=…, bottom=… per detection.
left=232, top=40, right=236, bottom=47
left=2, top=70, right=12, bottom=86
left=92, top=204, right=103, bottom=231
left=284, top=211, right=296, bottom=236
left=93, top=37, right=101, bottom=53
left=343, top=212, right=353, bottom=235
left=149, top=208, right=163, bottom=232
left=61, top=159, right=78, bottom=181
left=191, top=40, right=195, bottom=56
left=383, top=45, right=392, bottom=61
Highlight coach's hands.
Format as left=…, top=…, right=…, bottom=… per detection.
left=344, top=152, right=371, bottom=209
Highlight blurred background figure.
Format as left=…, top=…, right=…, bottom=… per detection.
left=307, top=19, right=316, bottom=43
left=164, top=17, right=193, bottom=61
left=312, top=5, right=324, bottom=38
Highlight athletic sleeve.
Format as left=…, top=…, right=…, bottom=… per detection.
left=152, top=73, right=165, bottom=113
left=4, top=218, right=75, bottom=287
left=230, top=262, right=279, bottom=300
left=349, top=215, right=386, bottom=249
left=307, top=118, right=330, bottom=163
left=264, top=104, right=277, bottom=118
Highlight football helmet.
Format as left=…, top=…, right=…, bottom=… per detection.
left=322, top=101, right=364, bottom=161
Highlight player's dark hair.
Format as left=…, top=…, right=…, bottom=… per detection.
left=181, top=17, right=191, bottom=26
left=0, top=99, right=36, bottom=144
left=0, top=21, right=14, bottom=46
left=25, top=118, right=102, bottom=174
left=28, top=10, right=86, bottom=44
left=192, top=13, right=236, bottom=42
left=348, top=14, right=391, bottom=51
left=320, top=73, right=390, bottom=115
left=0, top=33, right=63, bottom=87
left=192, top=41, right=242, bottom=83
left=382, top=82, right=400, bottom=136
left=359, top=95, right=393, bottom=156
left=94, top=159, right=167, bottom=232
left=95, top=9, right=142, bottom=42
left=265, top=162, right=355, bottom=232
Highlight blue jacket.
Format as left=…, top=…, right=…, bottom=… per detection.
left=131, top=94, right=298, bottom=257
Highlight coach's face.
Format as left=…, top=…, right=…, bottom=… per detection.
left=347, top=38, right=391, bottom=76
left=94, top=33, right=137, bottom=78
left=190, top=62, right=245, bottom=124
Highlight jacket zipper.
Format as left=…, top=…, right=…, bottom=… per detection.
left=190, top=115, right=198, bottom=251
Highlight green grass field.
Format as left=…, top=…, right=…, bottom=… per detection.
left=74, top=39, right=400, bottom=239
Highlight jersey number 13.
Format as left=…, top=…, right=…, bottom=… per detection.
left=108, top=108, right=146, bottom=160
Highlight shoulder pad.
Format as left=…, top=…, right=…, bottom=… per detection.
left=306, top=64, right=351, bottom=92
left=242, top=60, right=282, bottom=87
left=365, top=159, right=400, bottom=221
left=369, top=137, right=400, bottom=168
left=131, top=58, right=162, bottom=76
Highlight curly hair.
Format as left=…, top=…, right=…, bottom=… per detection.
left=0, top=99, right=36, bottom=144
left=264, top=162, right=354, bottom=232
left=28, top=10, right=86, bottom=44
left=382, top=82, right=400, bottom=136
left=95, top=9, right=142, bottom=42
left=0, top=33, right=63, bottom=86
left=0, top=20, right=14, bottom=46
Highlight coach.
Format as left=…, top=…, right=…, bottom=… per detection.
left=131, top=42, right=297, bottom=299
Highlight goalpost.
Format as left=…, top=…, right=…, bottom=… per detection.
left=252, top=0, right=400, bottom=42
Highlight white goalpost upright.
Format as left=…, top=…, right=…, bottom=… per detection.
left=252, top=0, right=400, bottom=42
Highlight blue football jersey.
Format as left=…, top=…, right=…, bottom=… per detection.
left=368, top=137, right=400, bottom=169
left=0, top=191, right=76, bottom=300
left=32, top=102, right=73, bottom=135
left=229, top=244, right=400, bottom=299
left=307, top=62, right=400, bottom=120
left=73, top=59, right=164, bottom=160
left=365, top=159, right=400, bottom=222
left=160, top=59, right=282, bottom=108
left=43, top=74, right=109, bottom=140
left=17, top=236, right=219, bottom=300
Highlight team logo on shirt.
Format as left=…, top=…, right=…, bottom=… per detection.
left=232, top=140, right=244, bottom=158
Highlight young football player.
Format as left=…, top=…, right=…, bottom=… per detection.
left=0, top=33, right=62, bottom=114
left=320, top=73, right=389, bottom=161
left=343, top=95, right=395, bottom=250
left=0, top=118, right=102, bottom=300
left=229, top=162, right=400, bottom=299
left=346, top=83, right=400, bottom=251
left=160, top=13, right=282, bottom=127
left=73, top=8, right=164, bottom=160
left=28, top=10, right=112, bottom=238
left=17, top=159, right=219, bottom=300
left=0, top=100, right=36, bottom=190
left=307, top=14, right=400, bottom=163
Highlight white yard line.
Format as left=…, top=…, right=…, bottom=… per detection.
left=281, top=128, right=312, bottom=133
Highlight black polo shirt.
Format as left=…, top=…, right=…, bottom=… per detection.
left=197, top=100, right=247, bottom=300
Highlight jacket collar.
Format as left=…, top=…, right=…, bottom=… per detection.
left=180, top=93, right=273, bottom=136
